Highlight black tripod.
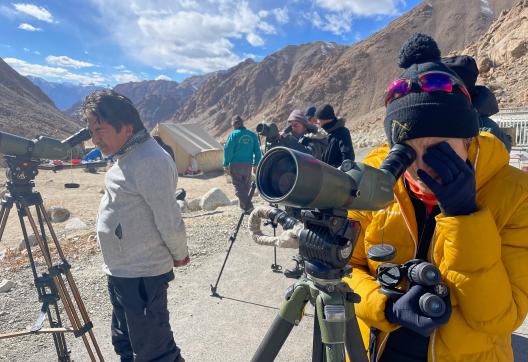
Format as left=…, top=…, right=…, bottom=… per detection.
left=210, top=181, right=257, bottom=297
left=0, top=156, right=104, bottom=361
left=251, top=209, right=369, bottom=362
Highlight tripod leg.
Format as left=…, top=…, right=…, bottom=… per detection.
left=345, top=308, right=369, bottom=362
left=210, top=211, right=246, bottom=297
left=252, top=283, right=310, bottom=362
left=312, top=308, right=324, bottom=362
left=37, top=205, right=105, bottom=361
left=24, top=206, right=98, bottom=361
left=0, top=205, right=11, bottom=239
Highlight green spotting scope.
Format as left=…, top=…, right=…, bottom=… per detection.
left=256, top=144, right=416, bottom=211
left=0, top=129, right=91, bottom=160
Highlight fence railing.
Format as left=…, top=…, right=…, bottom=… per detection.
left=491, top=109, right=528, bottom=147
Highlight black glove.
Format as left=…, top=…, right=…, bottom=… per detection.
left=385, top=285, right=451, bottom=337
left=417, top=141, right=477, bottom=216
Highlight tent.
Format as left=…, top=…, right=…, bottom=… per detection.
left=151, top=123, right=224, bottom=174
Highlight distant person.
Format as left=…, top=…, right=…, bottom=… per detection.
left=82, top=89, right=189, bottom=362
left=316, top=104, right=355, bottom=167
left=223, top=115, right=261, bottom=213
left=278, top=109, right=328, bottom=160
left=304, top=106, right=319, bottom=126
left=442, top=55, right=512, bottom=152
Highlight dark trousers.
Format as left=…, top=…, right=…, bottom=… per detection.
left=107, top=271, right=183, bottom=362
left=229, top=163, right=253, bottom=211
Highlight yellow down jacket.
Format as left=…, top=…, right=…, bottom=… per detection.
left=344, top=133, right=528, bottom=361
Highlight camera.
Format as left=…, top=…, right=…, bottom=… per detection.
left=376, top=259, right=449, bottom=317
left=256, top=122, right=279, bottom=141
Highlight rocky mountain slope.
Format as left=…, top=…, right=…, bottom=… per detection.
left=0, top=58, right=80, bottom=139
left=169, top=0, right=520, bottom=146
left=461, top=0, right=528, bottom=109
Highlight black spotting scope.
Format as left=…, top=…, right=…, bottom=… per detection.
left=256, top=143, right=416, bottom=211
left=0, top=128, right=91, bottom=160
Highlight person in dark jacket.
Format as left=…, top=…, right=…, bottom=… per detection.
left=278, top=109, right=328, bottom=160
left=316, top=104, right=355, bottom=167
left=442, top=55, right=512, bottom=152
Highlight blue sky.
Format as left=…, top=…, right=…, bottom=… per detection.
left=0, top=0, right=421, bottom=86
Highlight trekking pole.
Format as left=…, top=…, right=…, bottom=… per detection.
left=210, top=182, right=256, bottom=297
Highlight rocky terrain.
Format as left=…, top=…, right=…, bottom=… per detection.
left=460, top=0, right=528, bottom=108
left=0, top=58, right=80, bottom=139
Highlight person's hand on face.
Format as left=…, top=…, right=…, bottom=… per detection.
left=417, top=141, right=477, bottom=216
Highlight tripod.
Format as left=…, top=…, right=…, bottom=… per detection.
left=210, top=181, right=257, bottom=297
left=251, top=209, right=369, bottom=362
left=0, top=156, right=104, bottom=361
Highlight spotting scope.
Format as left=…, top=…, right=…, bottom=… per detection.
left=0, top=128, right=91, bottom=160
left=256, top=144, right=416, bottom=211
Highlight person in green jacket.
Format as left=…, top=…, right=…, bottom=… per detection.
left=223, top=115, right=261, bottom=213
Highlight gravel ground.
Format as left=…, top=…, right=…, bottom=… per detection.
left=1, top=203, right=527, bottom=361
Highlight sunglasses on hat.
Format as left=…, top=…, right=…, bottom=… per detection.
left=384, top=71, right=472, bottom=107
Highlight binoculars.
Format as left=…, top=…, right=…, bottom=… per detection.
left=376, top=259, right=449, bottom=318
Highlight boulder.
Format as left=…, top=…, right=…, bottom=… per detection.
left=47, top=207, right=70, bottom=223
left=0, top=279, right=14, bottom=293
left=64, top=217, right=88, bottom=232
left=199, top=188, right=231, bottom=211
left=18, top=234, right=39, bottom=252
left=187, top=198, right=201, bottom=212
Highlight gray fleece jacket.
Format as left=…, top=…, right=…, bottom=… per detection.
left=97, top=137, right=188, bottom=277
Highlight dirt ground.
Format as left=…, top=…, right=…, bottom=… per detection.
left=0, top=162, right=527, bottom=361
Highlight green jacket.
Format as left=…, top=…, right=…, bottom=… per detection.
left=223, top=127, right=261, bottom=167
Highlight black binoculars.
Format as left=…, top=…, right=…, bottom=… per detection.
left=376, top=259, right=449, bottom=318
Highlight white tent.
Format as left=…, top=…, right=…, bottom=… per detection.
left=151, top=123, right=224, bottom=174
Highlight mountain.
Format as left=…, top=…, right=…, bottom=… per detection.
left=113, top=75, right=211, bottom=129
left=27, top=76, right=103, bottom=110
left=460, top=0, right=528, bottom=109
left=0, top=57, right=81, bottom=140
left=169, top=0, right=520, bottom=146
left=65, top=75, right=210, bottom=128
left=170, top=42, right=347, bottom=135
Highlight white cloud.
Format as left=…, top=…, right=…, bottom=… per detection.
left=315, top=0, right=400, bottom=16
left=23, top=47, right=30, bottom=52
left=12, top=3, right=53, bottom=23
left=4, top=57, right=105, bottom=85
left=113, top=64, right=126, bottom=70
left=18, top=22, right=41, bottom=31
left=246, top=33, right=264, bottom=47
left=46, top=55, right=94, bottom=68
left=176, top=68, right=197, bottom=75
left=272, top=7, right=289, bottom=24
left=155, top=74, right=171, bottom=80
left=88, top=0, right=282, bottom=72
left=113, top=72, right=140, bottom=83
left=33, top=50, right=40, bottom=55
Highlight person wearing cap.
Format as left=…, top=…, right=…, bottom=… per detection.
left=442, top=54, right=512, bottom=152
left=344, top=33, right=528, bottom=361
left=223, top=115, right=261, bottom=213
left=278, top=109, right=328, bottom=161
left=316, top=104, right=355, bottom=167
left=304, top=106, right=320, bottom=126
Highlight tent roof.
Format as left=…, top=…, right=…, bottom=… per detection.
left=155, top=123, right=223, bottom=156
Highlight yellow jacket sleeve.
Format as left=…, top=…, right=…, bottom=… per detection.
left=345, top=210, right=398, bottom=332
left=437, top=202, right=528, bottom=335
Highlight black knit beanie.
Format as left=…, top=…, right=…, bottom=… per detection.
left=384, top=33, right=479, bottom=145
left=442, top=55, right=479, bottom=93
left=316, top=104, right=336, bottom=120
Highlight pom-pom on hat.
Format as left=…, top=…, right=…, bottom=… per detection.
left=384, top=33, right=479, bottom=145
